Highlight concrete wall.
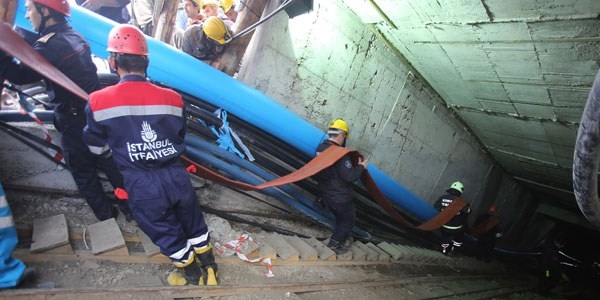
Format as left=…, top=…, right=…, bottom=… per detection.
left=236, top=0, right=547, bottom=248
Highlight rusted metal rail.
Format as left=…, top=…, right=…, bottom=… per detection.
left=0, top=275, right=528, bottom=300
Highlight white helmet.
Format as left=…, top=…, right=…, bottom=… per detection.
left=449, top=181, right=464, bottom=194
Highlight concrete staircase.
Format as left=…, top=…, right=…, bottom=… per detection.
left=28, top=213, right=456, bottom=267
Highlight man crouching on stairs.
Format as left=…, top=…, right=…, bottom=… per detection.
left=82, top=24, right=218, bottom=286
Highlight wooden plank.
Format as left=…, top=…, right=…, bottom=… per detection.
left=13, top=249, right=386, bottom=267
left=0, top=275, right=492, bottom=300
left=44, top=243, right=74, bottom=255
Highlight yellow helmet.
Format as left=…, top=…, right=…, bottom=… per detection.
left=220, top=0, right=235, bottom=13
left=327, top=118, right=349, bottom=138
left=202, top=16, right=231, bottom=45
left=449, top=181, right=464, bottom=194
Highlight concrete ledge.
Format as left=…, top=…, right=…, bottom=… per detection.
left=138, top=230, right=160, bottom=257
left=302, top=237, right=336, bottom=261
left=349, top=243, right=366, bottom=261
left=366, top=242, right=390, bottom=261
left=377, top=242, right=401, bottom=260
left=283, top=235, right=318, bottom=261
left=394, top=244, right=412, bottom=261
left=354, top=241, right=378, bottom=261
left=262, top=233, right=299, bottom=261
left=238, top=238, right=260, bottom=260
left=88, top=218, right=127, bottom=255
left=31, top=214, right=69, bottom=253
left=258, top=242, right=277, bottom=260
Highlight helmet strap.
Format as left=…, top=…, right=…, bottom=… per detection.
left=109, top=53, right=119, bottom=74
left=33, top=3, right=49, bottom=34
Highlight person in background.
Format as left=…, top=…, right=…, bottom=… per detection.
left=175, top=0, right=189, bottom=30
left=220, top=0, right=237, bottom=23
left=0, top=0, right=131, bottom=222
left=313, top=118, right=367, bottom=255
left=538, top=238, right=564, bottom=296
left=201, top=0, right=219, bottom=18
left=537, top=236, right=582, bottom=296
left=178, top=0, right=234, bottom=66
left=76, top=0, right=131, bottom=24
left=128, top=0, right=155, bottom=36
left=83, top=24, right=218, bottom=286
left=434, top=181, right=471, bottom=256
left=202, top=0, right=233, bottom=29
left=172, top=0, right=204, bottom=49
left=183, top=0, right=205, bottom=26
left=473, top=204, right=503, bottom=262
left=181, top=15, right=232, bottom=63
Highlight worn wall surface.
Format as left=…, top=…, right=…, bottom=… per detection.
left=236, top=0, right=543, bottom=245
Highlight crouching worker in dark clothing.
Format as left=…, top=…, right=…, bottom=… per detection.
left=473, top=204, right=503, bottom=262
left=83, top=24, right=218, bottom=286
left=314, top=118, right=367, bottom=255
left=538, top=239, right=563, bottom=296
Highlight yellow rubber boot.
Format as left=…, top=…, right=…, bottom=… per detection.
left=205, top=267, right=218, bottom=286
left=167, top=252, right=203, bottom=286
left=167, top=271, right=187, bottom=286
left=195, top=244, right=219, bottom=286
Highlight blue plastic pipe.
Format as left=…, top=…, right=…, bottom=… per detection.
left=13, top=1, right=438, bottom=221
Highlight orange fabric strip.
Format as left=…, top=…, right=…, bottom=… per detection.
left=467, top=215, right=501, bottom=236
left=180, top=145, right=467, bottom=231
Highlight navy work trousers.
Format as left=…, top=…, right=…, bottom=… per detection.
left=123, top=164, right=209, bottom=259
left=324, top=198, right=355, bottom=244
left=58, top=113, right=123, bottom=221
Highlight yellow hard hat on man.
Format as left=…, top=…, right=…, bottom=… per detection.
left=220, top=0, right=235, bottom=13
left=202, top=16, right=231, bottom=45
left=327, top=118, right=349, bottom=138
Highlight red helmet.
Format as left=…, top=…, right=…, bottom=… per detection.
left=32, top=0, right=70, bottom=17
left=106, top=24, right=149, bottom=55
left=488, top=204, right=498, bottom=213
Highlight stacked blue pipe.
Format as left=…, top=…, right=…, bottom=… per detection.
left=12, top=1, right=438, bottom=222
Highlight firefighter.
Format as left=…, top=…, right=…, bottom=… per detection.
left=314, top=118, right=368, bottom=255
left=434, top=181, right=471, bottom=256
left=473, top=204, right=503, bottom=262
left=82, top=24, right=218, bottom=286
left=0, top=0, right=130, bottom=222
left=220, top=0, right=238, bottom=23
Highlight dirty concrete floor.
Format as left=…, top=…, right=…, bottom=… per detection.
left=0, top=120, right=580, bottom=299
